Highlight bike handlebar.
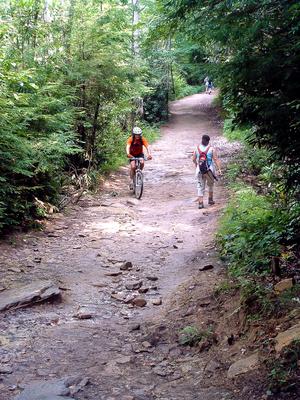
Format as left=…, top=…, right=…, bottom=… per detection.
left=130, top=157, right=148, bottom=161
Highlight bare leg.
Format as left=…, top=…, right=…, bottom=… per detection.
left=198, top=195, right=204, bottom=209
left=208, top=191, right=215, bottom=205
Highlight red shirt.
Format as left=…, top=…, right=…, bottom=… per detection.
left=127, top=136, right=149, bottom=156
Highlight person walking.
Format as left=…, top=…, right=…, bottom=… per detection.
left=192, top=134, right=222, bottom=209
left=204, top=76, right=210, bottom=94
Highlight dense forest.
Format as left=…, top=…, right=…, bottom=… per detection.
left=1, top=0, right=299, bottom=233
left=0, top=0, right=192, bottom=231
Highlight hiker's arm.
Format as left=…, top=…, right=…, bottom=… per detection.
left=212, top=148, right=222, bottom=173
left=192, top=151, right=197, bottom=166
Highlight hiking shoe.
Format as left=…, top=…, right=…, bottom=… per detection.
left=198, top=203, right=204, bottom=209
left=208, top=200, right=215, bottom=205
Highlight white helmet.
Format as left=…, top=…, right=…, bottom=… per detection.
left=132, top=126, right=142, bottom=135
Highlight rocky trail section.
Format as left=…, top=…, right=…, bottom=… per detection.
left=0, top=93, right=240, bottom=400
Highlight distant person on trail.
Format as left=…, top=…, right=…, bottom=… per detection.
left=126, top=126, right=152, bottom=190
left=204, top=76, right=213, bottom=94
left=192, top=134, right=222, bottom=209
left=204, top=76, right=209, bottom=94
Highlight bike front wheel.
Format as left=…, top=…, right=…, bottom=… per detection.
left=134, top=170, right=144, bottom=199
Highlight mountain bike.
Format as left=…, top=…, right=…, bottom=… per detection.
left=130, top=157, right=146, bottom=199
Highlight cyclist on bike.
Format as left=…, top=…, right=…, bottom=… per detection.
left=126, top=127, right=152, bottom=189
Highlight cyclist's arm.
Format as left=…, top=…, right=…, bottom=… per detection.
left=126, top=144, right=133, bottom=158
left=142, top=138, right=152, bottom=159
left=212, top=148, right=222, bottom=173
left=144, top=145, right=152, bottom=159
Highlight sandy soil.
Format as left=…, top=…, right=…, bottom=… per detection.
left=0, top=93, right=240, bottom=400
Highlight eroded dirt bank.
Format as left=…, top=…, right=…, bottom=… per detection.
left=0, top=93, right=239, bottom=400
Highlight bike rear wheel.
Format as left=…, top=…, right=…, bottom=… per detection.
left=134, top=170, right=144, bottom=199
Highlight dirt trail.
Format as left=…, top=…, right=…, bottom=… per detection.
left=0, top=93, right=239, bottom=400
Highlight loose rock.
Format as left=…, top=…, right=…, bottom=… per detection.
left=120, top=261, right=133, bottom=271
left=152, top=298, right=162, bottom=306
left=74, top=307, right=94, bottom=320
left=146, top=276, right=158, bottom=282
left=125, top=280, right=143, bottom=290
left=111, top=292, right=125, bottom=302
left=131, top=298, right=147, bottom=307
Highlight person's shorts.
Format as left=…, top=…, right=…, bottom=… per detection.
left=129, top=153, right=144, bottom=163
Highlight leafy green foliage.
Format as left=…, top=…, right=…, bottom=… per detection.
left=179, top=326, right=204, bottom=346
left=218, top=186, right=292, bottom=276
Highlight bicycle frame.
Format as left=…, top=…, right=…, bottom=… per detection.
left=130, top=157, right=145, bottom=199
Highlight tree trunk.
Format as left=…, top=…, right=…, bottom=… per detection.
left=65, top=0, right=76, bottom=56
left=132, top=0, right=140, bottom=56
left=90, top=100, right=101, bottom=160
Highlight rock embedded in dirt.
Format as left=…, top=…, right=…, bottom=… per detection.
left=274, top=278, right=294, bottom=294
left=8, top=267, right=23, bottom=273
left=146, top=276, right=158, bottom=282
left=129, top=323, right=140, bottom=332
left=227, top=352, right=260, bottom=378
left=115, top=355, right=132, bottom=365
left=275, top=323, right=300, bottom=353
left=47, top=233, right=61, bottom=238
left=126, top=199, right=139, bottom=206
left=131, top=297, right=147, bottom=307
left=199, top=264, right=214, bottom=271
left=0, top=286, right=6, bottom=292
left=14, top=379, right=71, bottom=400
left=120, top=261, right=133, bottom=271
left=105, top=270, right=122, bottom=277
left=125, top=280, right=143, bottom=290
left=0, top=365, right=13, bottom=374
left=0, top=281, right=60, bottom=312
left=92, top=283, right=106, bottom=288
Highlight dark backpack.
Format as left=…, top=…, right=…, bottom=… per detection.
left=197, top=145, right=211, bottom=175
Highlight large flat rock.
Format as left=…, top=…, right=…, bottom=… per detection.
left=0, top=280, right=60, bottom=311
left=275, top=323, right=300, bottom=353
left=15, top=377, right=89, bottom=400
left=15, top=379, right=71, bottom=400
left=227, top=352, right=260, bottom=378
